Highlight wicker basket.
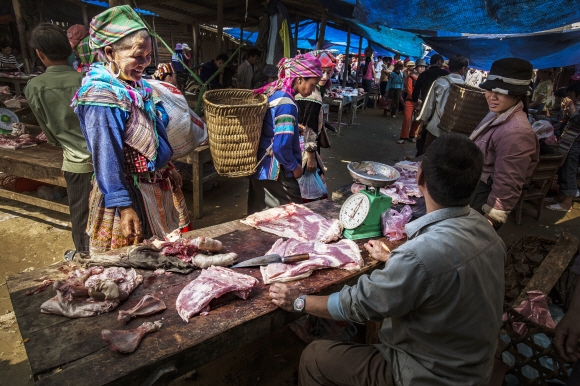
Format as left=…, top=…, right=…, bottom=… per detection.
left=438, top=82, right=489, bottom=136
left=203, top=89, right=268, bottom=177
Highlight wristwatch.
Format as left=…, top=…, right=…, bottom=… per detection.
left=293, top=295, right=307, bottom=312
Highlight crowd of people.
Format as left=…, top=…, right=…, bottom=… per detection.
left=3, top=4, right=579, bottom=385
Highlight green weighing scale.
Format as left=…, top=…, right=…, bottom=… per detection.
left=339, top=161, right=400, bottom=240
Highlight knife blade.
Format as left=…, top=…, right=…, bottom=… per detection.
left=231, top=253, right=309, bottom=268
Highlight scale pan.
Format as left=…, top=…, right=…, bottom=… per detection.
left=348, top=161, right=400, bottom=188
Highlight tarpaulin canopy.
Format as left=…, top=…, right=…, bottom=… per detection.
left=423, top=28, right=580, bottom=70
left=351, top=0, right=580, bottom=35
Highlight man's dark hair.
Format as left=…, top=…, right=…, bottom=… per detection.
left=383, top=56, right=391, bottom=63
left=421, top=133, right=484, bottom=207
left=1, top=42, right=11, bottom=50
left=30, top=23, right=72, bottom=61
left=247, top=48, right=261, bottom=58
left=216, top=53, right=228, bottom=62
left=554, top=87, right=568, bottom=98
left=567, top=82, right=580, bottom=97
left=448, top=55, right=469, bottom=73
left=430, top=54, right=443, bottom=66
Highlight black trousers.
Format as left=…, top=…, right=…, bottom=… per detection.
left=247, top=171, right=302, bottom=215
left=63, top=171, right=93, bottom=252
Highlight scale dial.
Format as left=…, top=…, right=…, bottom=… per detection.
left=339, top=193, right=371, bottom=230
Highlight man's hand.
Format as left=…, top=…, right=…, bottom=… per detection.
left=269, top=282, right=303, bottom=312
left=169, top=168, right=183, bottom=192
left=119, top=207, right=142, bottom=244
left=298, top=123, right=307, bottom=135
left=364, top=239, right=391, bottom=262
left=306, top=152, right=317, bottom=173
left=292, top=165, right=304, bottom=179
left=555, top=282, right=580, bottom=362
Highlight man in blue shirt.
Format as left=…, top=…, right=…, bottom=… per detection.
left=200, top=53, right=228, bottom=89
left=270, top=133, right=506, bottom=385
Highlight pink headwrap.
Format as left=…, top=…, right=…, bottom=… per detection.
left=67, top=24, right=89, bottom=48
left=255, top=54, right=322, bottom=97
left=310, top=50, right=336, bottom=68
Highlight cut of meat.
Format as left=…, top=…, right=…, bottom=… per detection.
left=242, top=203, right=343, bottom=243
left=118, top=294, right=166, bottom=324
left=260, top=238, right=364, bottom=284
left=40, top=267, right=142, bottom=318
left=25, top=279, right=54, bottom=295
left=176, top=266, right=258, bottom=322
left=0, top=133, right=43, bottom=149
left=101, top=320, right=162, bottom=354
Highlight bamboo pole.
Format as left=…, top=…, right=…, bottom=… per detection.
left=192, top=21, right=199, bottom=67
left=341, top=27, right=351, bottom=87
left=317, top=10, right=327, bottom=50
left=217, top=0, right=223, bottom=53
left=11, top=0, right=30, bottom=74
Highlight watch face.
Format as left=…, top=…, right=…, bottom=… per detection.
left=293, top=297, right=305, bottom=311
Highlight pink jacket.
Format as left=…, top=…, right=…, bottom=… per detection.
left=471, top=102, right=539, bottom=222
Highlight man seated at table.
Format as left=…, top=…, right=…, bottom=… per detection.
left=25, top=23, right=93, bottom=253
left=200, top=53, right=228, bottom=89
left=269, top=133, right=506, bottom=385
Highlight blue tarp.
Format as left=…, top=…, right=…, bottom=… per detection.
left=352, top=0, right=580, bottom=35
left=345, top=19, right=425, bottom=57
left=423, top=28, right=580, bottom=70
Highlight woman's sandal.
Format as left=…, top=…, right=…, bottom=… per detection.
left=545, top=203, right=572, bottom=212
left=396, top=139, right=406, bottom=144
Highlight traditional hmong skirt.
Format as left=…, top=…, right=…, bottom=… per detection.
left=558, top=118, right=580, bottom=158
left=86, top=168, right=190, bottom=253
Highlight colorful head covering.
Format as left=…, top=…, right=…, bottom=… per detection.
left=89, top=5, right=148, bottom=50
left=181, top=43, right=191, bottom=51
left=310, top=50, right=336, bottom=68
left=175, top=43, right=182, bottom=50
left=254, top=54, right=322, bottom=97
left=77, top=35, right=101, bottom=66
left=153, top=63, right=174, bottom=80
left=67, top=24, right=89, bottom=48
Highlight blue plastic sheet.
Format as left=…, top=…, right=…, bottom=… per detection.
left=423, top=29, right=580, bottom=70
left=353, top=0, right=580, bottom=35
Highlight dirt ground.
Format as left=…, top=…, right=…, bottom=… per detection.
left=1, top=107, right=579, bottom=385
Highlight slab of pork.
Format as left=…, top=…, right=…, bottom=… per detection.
left=101, top=320, right=162, bottom=353
left=176, top=266, right=258, bottom=322
left=118, top=294, right=166, bottom=324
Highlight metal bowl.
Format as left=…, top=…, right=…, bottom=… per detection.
left=347, top=161, right=400, bottom=188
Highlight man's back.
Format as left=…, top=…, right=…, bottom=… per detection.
left=25, top=65, right=92, bottom=173
left=412, top=66, right=448, bottom=102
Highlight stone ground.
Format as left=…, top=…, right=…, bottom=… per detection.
left=0, top=107, right=579, bottom=385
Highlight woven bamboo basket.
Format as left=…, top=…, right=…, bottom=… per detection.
left=438, top=83, right=489, bottom=136
left=203, top=89, right=268, bottom=177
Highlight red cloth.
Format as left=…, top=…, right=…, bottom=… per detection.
left=67, top=24, right=89, bottom=48
left=400, top=101, right=420, bottom=139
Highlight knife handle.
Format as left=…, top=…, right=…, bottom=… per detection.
left=281, top=253, right=309, bottom=263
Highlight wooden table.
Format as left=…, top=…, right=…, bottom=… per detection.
left=349, top=94, right=366, bottom=124
left=322, top=96, right=352, bottom=136
left=7, top=200, right=403, bottom=386
left=0, top=76, right=33, bottom=95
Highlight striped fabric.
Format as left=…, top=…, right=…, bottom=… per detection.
left=89, top=5, right=148, bottom=50
left=274, top=114, right=296, bottom=135
left=77, top=36, right=98, bottom=66
left=255, top=54, right=322, bottom=97
left=557, top=118, right=580, bottom=157
left=0, top=54, right=18, bottom=68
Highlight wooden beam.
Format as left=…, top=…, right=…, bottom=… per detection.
left=355, top=35, right=363, bottom=88
left=294, top=16, right=299, bottom=48
left=81, top=3, right=89, bottom=27
left=192, top=21, right=199, bottom=67
left=108, top=0, right=131, bottom=5
left=11, top=0, right=30, bottom=74
left=238, top=24, right=243, bottom=67
left=341, top=27, right=351, bottom=88
left=317, top=9, right=327, bottom=50
left=217, top=0, right=223, bottom=53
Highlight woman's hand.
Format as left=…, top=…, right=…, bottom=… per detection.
left=119, top=207, right=142, bottom=244
left=292, top=165, right=303, bottom=179
left=298, top=123, right=307, bottom=136
left=169, top=168, right=183, bottom=192
left=364, top=239, right=391, bottom=262
left=306, top=152, right=317, bottom=173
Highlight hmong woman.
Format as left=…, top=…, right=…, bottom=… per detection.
left=295, top=51, right=335, bottom=202
left=73, top=6, right=189, bottom=252
left=247, top=54, right=322, bottom=214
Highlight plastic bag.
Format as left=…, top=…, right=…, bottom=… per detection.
left=298, top=169, right=327, bottom=200
left=381, top=205, right=413, bottom=241
left=148, top=80, right=208, bottom=159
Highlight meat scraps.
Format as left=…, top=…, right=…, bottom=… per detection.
left=176, top=266, right=258, bottom=322
left=118, top=294, right=166, bottom=324
left=25, top=279, right=54, bottom=295
left=242, top=203, right=343, bottom=243
left=260, top=238, right=364, bottom=284
left=0, top=133, right=44, bottom=149
left=102, top=320, right=162, bottom=353
left=40, top=267, right=142, bottom=318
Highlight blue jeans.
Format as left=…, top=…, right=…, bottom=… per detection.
left=362, top=79, right=373, bottom=107
left=558, top=140, right=580, bottom=196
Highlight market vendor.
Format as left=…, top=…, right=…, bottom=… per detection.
left=247, top=54, right=322, bottom=214
left=269, top=133, right=506, bottom=385
left=66, top=24, right=89, bottom=72
left=470, top=58, right=539, bottom=228
left=0, top=43, right=21, bottom=69
left=295, top=51, right=335, bottom=202
left=26, top=23, right=93, bottom=253
left=152, top=62, right=177, bottom=86
left=73, top=5, right=189, bottom=252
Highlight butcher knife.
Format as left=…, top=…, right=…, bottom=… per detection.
left=231, top=253, right=309, bottom=268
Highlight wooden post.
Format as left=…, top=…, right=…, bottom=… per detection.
left=192, top=21, right=199, bottom=67
left=341, top=27, right=351, bottom=87
left=315, top=22, right=319, bottom=43
left=109, top=0, right=131, bottom=6
left=238, top=25, right=243, bottom=67
left=355, top=36, right=363, bottom=88
left=81, top=3, right=89, bottom=27
left=11, top=0, right=30, bottom=74
left=217, top=0, right=223, bottom=53
left=317, top=10, right=327, bottom=50
left=151, top=17, right=159, bottom=66
left=294, top=17, right=299, bottom=50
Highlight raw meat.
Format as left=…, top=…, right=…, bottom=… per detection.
left=381, top=205, right=413, bottom=241
left=191, top=253, right=238, bottom=269
left=118, top=294, right=166, bottom=324
left=40, top=266, right=142, bottom=318
left=25, top=279, right=54, bottom=295
left=0, top=133, right=43, bottom=149
left=176, top=266, right=258, bottom=322
left=242, top=203, right=343, bottom=243
left=260, top=238, right=364, bottom=284
left=393, top=167, right=423, bottom=198
left=101, top=320, right=162, bottom=353
left=380, top=184, right=416, bottom=205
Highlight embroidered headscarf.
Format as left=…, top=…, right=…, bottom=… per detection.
left=153, top=63, right=174, bottom=80
left=89, top=5, right=148, bottom=50
left=67, top=24, right=89, bottom=48
left=310, top=50, right=336, bottom=68
left=255, top=54, right=322, bottom=97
